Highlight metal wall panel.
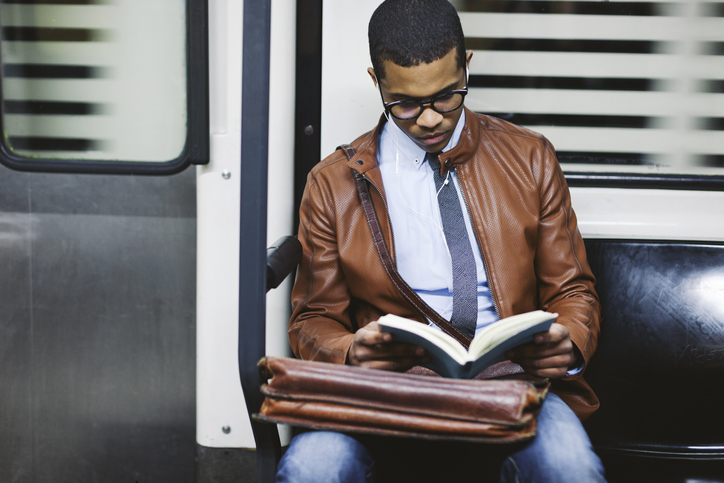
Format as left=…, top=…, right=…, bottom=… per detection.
left=0, top=166, right=196, bottom=482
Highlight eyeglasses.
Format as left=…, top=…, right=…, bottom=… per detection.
left=378, top=80, right=468, bottom=121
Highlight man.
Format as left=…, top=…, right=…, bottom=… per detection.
left=277, top=1, right=605, bottom=481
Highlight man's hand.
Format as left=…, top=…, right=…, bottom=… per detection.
left=347, top=322, right=429, bottom=371
left=506, top=323, right=579, bottom=379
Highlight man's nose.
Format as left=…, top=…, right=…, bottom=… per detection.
left=416, top=106, right=443, bottom=128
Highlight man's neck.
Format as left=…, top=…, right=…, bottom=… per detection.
left=385, top=109, right=467, bottom=160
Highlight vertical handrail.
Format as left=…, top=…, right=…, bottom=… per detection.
left=238, top=1, right=281, bottom=482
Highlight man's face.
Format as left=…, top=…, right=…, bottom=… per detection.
left=369, top=48, right=473, bottom=153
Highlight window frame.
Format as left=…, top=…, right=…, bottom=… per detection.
left=0, top=0, right=209, bottom=175
left=456, top=1, right=724, bottom=192
left=564, top=171, right=724, bottom=191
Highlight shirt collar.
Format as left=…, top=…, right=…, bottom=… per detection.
left=384, top=109, right=467, bottom=171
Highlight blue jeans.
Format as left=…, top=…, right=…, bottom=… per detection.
left=276, top=393, right=606, bottom=483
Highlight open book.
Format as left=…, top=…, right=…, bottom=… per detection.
left=377, top=310, right=557, bottom=379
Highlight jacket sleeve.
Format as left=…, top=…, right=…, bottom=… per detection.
left=533, top=140, right=601, bottom=379
left=288, top=169, right=356, bottom=364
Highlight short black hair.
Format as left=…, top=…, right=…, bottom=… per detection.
left=368, top=0, right=466, bottom=80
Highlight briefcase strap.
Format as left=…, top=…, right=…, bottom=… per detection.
left=339, top=143, right=472, bottom=348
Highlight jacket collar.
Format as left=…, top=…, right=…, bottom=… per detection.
left=438, top=106, right=480, bottom=175
left=345, top=114, right=386, bottom=176
left=346, top=107, right=481, bottom=178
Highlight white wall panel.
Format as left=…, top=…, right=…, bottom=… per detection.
left=197, top=0, right=296, bottom=450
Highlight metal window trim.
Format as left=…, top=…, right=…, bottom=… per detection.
left=0, top=0, right=209, bottom=176
left=565, top=172, right=724, bottom=191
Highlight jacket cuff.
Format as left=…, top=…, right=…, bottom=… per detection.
left=564, top=342, right=585, bottom=378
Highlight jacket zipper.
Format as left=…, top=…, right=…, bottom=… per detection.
left=455, top=170, right=502, bottom=321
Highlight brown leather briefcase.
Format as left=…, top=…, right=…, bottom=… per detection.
left=254, top=357, right=548, bottom=443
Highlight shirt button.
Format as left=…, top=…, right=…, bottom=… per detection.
left=414, top=158, right=420, bottom=164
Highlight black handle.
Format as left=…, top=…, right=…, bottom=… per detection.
left=266, top=236, right=302, bottom=292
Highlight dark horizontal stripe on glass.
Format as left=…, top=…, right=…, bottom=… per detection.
left=700, top=155, right=724, bottom=168
left=697, top=118, right=724, bottom=131
left=469, top=74, right=653, bottom=91
left=3, top=100, right=107, bottom=115
left=485, top=112, right=652, bottom=128
left=7, top=136, right=102, bottom=151
left=701, top=42, right=724, bottom=56
left=456, top=1, right=667, bottom=16
left=700, top=80, right=724, bottom=93
left=557, top=151, right=647, bottom=165
left=2, top=27, right=107, bottom=42
left=2, top=64, right=108, bottom=79
left=701, top=2, right=724, bottom=17
left=466, top=38, right=660, bottom=54
left=1, top=0, right=103, bottom=4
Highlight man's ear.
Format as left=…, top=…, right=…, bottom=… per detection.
left=367, top=67, right=378, bottom=88
left=465, top=50, right=473, bottom=69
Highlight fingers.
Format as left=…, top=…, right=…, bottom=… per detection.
left=348, top=322, right=429, bottom=371
left=514, top=353, right=574, bottom=379
left=512, top=338, right=572, bottom=360
left=352, top=351, right=429, bottom=372
left=353, top=340, right=425, bottom=363
left=506, top=323, right=575, bottom=379
left=350, top=343, right=428, bottom=371
left=353, top=322, right=392, bottom=346
left=531, top=322, right=569, bottom=344
left=508, top=324, right=571, bottom=358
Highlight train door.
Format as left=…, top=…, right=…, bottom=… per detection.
left=0, top=1, right=207, bottom=481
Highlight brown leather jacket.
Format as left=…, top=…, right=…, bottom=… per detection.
left=290, top=108, right=601, bottom=420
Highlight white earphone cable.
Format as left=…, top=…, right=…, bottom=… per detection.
left=390, top=123, right=453, bottom=263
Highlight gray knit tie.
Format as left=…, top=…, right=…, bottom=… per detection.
left=427, top=153, right=478, bottom=339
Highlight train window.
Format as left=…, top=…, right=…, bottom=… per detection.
left=456, top=0, right=724, bottom=189
left=0, top=0, right=208, bottom=174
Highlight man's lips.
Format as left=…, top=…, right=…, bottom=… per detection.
left=418, top=132, right=447, bottom=145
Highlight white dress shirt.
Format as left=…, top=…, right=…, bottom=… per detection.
left=377, top=111, right=499, bottom=335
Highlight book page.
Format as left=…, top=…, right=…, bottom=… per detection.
left=469, top=311, right=557, bottom=357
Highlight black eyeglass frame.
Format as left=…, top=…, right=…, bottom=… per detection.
left=378, top=78, right=468, bottom=121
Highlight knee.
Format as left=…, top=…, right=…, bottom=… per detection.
left=500, top=394, right=606, bottom=483
left=276, top=431, right=375, bottom=483
left=502, top=448, right=605, bottom=483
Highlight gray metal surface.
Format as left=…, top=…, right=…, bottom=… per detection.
left=195, top=445, right=256, bottom=483
left=0, top=166, right=196, bottom=482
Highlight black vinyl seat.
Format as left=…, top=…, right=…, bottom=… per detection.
left=240, top=237, right=724, bottom=482
left=583, top=240, right=724, bottom=482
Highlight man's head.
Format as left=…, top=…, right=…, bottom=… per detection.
left=367, top=0, right=472, bottom=153
left=368, top=0, right=466, bottom=81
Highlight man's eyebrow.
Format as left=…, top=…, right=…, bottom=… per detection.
left=386, top=80, right=462, bottom=101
